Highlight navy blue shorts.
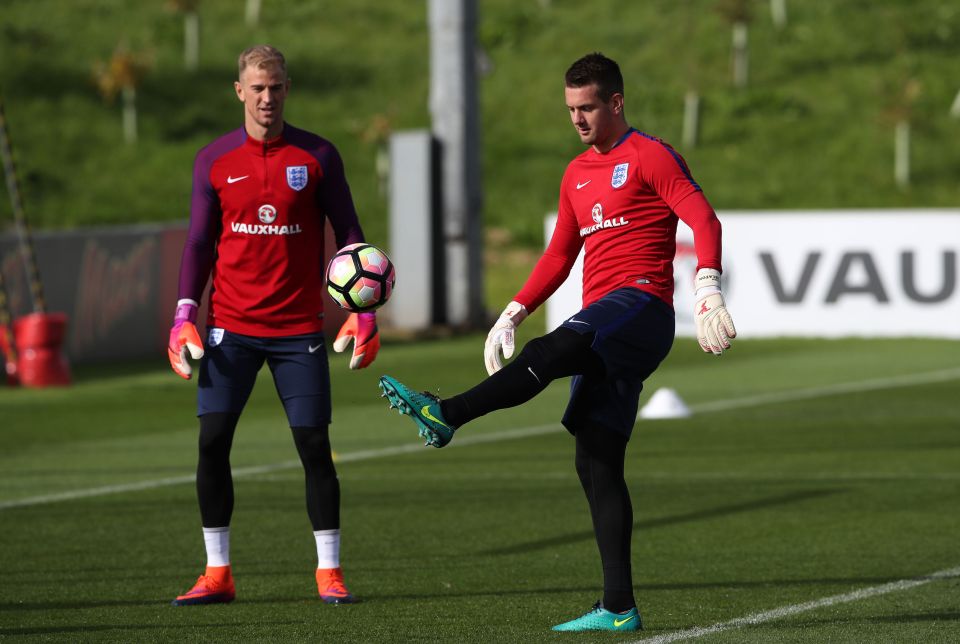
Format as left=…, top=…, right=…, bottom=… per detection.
left=197, top=328, right=331, bottom=427
left=559, top=287, right=675, bottom=438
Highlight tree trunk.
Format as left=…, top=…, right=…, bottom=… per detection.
left=682, top=89, right=700, bottom=148
left=246, top=0, right=261, bottom=27
left=184, top=11, right=199, bottom=71
left=122, top=86, right=137, bottom=144
left=895, top=119, right=910, bottom=189
left=770, top=0, right=787, bottom=29
left=732, top=21, right=748, bottom=88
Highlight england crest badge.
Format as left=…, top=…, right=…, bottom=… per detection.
left=208, top=327, right=224, bottom=347
left=611, top=163, right=629, bottom=188
left=286, top=165, right=308, bottom=191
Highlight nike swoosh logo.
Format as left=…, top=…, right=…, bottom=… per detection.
left=613, top=616, right=635, bottom=627
left=421, top=405, right=450, bottom=428
left=567, top=317, right=589, bottom=325
left=227, top=175, right=249, bottom=184
left=576, top=180, right=591, bottom=189
left=308, top=344, right=323, bottom=353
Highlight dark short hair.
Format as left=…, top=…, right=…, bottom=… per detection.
left=564, top=52, right=624, bottom=102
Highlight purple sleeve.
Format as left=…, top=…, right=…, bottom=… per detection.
left=315, top=145, right=364, bottom=249
left=177, top=149, right=220, bottom=302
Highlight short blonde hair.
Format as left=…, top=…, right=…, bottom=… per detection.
left=237, top=45, right=286, bottom=78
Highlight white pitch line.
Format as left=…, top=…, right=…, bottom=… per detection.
left=689, top=366, right=960, bottom=414
left=0, top=424, right=562, bottom=511
left=633, top=565, right=960, bottom=644
left=2, top=367, right=959, bottom=511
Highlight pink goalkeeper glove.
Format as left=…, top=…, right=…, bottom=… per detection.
left=333, top=312, right=379, bottom=369
left=167, top=299, right=204, bottom=379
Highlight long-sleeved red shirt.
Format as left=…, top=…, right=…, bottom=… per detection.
left=178, top=123, right=364, bottom=336
left=515, top=128, right=722, bottom=312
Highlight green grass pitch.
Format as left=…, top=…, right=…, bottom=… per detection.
left=1, top=335, right=959, bottom=642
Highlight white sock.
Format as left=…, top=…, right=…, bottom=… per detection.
left=314, top=528, right=340, bottom=569
left=203, top=526, right=230, bottom=567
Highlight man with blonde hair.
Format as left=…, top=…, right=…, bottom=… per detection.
left=168, top=44, right=378, bottom=606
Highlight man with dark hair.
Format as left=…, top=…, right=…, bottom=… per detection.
left=379, top=51, right=735, bottom=632
left=167, top=44, right=378, bottom=606
left=564, top=51, right=624, bottom=101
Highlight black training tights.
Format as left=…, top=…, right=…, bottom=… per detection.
left=440, top=326, right=604, bottom=428
left=575, top=424, right=635, bottom=613
left=196, top=413, right=339, bottom=531
left=439, top=327, right=635, bottom=611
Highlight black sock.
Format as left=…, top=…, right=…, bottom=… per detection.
left=197, top=412, right=240, bottom=527
left=292, top=425, right=340, bottom=531
left=574, top=425, right=636, bottom=613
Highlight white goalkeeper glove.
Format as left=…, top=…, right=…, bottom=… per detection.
left=484, top=301, right=528, bottom=375
left=694, top=268, right=737, bottom=356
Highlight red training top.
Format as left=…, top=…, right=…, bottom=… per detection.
left=177, top=123, right=364, bottom=336
left=515, top=128, right=722, bottom=312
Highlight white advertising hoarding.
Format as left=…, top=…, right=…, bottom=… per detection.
left=545, top=210, right=960, bottom=338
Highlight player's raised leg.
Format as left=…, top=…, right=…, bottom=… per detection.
left=379, top=327, right=601, bottom=447
left=379, top=376, right=457, bottom=447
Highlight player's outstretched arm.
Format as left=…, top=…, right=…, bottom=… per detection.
left=333, top=312, right=379, bottom=369
left=694, top=268, right=737, bottom=355
left=484, top=301, right=528, bottom=375
left=167, top=299, right=204, bottom=378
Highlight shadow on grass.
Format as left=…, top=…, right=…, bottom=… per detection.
left=356, top=573, right=941, bottom=603
left=0, top=621, right=296, bottom=637
left=482, top=489, right=844, bottom=556
left=805, top=612, right=960, bottom=625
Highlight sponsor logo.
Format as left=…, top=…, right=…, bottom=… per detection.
left=566, top=317, right=589, bottom=325
left=308, top=343, right=323, bottom=353
left=208, top=328, right=224, bottom=347
left=591, top=203, right=603, bottom=223
left=579, top=216, right=629, bottom=237
left=576, top=179, right=591, bottom=190
left=611, top=162, right=629, bottom=188
left=613, top=615, right=636, bottom=628
left=760, top=250, right=956, bottom=304
left=230, top=222, right=303, bottom=236
left=287, top=165, right=308, bottom=191
left=227, top=175, right=249, bottom=184
left=258, top=204, right=277, bottom=224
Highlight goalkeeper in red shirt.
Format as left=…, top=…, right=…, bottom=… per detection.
left=167, top=45, right=378, bottom=606
left=380, top=52, right=735, bottom=632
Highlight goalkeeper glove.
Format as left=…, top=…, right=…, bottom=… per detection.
left=333, top=312, right=379, bottom=369
left=694, top=268, right=737, bottom=356
left=484, top=301, right=528, bottom=375
left=168, top=299, right=204, bottom=379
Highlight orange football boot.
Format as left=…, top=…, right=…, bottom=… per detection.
left=316, top=567, right=355, bottom=604
left=171, top=565, right=235, bottom=606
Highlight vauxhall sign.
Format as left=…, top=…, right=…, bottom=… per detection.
left=545, top=210, right=960, bottom=339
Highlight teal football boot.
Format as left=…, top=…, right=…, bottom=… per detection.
left=551, top=602, right=643, bottom=632
left=378, top=375, right=457, bottom=447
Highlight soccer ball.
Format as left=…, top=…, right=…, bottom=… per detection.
left=325, top=243, right=396, bottom=312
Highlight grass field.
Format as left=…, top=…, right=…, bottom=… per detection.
left=2, top=334, right=959, bottom=642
